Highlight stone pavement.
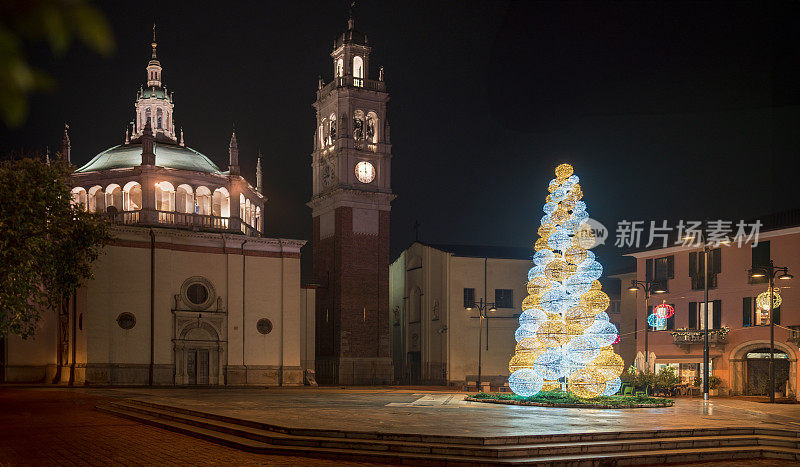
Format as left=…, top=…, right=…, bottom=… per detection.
left=2, top=386, right=800, bottom=465
left=81, top=386, right=800, bottom=438
left=0, top=388, right=381, bottom=466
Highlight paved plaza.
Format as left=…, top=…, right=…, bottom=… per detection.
left=86, top=386, right=800, bottom=438
left=2, top=387, right=800, bottom=465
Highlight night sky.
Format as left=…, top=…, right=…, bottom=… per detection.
left=2, top=1, right=799, bottom=277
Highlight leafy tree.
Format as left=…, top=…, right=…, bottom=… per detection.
left=655, top=366, right=680, bottom=391
left=0, top=0, right=113, bottom=126
left=0, top=157, right=110, bottom=337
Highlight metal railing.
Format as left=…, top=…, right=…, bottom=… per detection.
left=105, top=210, right=257, bottom=237
left=671, top=329, right=728, bottom=345
left=318, top=76, right=386, bottom=96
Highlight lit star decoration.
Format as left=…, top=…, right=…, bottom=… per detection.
left=507, top=163, right=624, bottom=398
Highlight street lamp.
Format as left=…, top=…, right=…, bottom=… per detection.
left=628, top=279, right=666, bottom=374
left=466, top=298, right=496, bottom=391
left=682, top=225, right=722, bottom=401
left=749, top=260, right=792, bottom=403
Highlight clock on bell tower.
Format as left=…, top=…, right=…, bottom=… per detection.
left=308, top=15, right=395, bottom=384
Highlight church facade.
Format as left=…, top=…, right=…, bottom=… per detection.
left=3, top=33, right=315, bottom=386
left=309, top=17, right=395, bottom=384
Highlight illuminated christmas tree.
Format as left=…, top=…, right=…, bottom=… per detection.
left=508, top=163, right=624, bottom=398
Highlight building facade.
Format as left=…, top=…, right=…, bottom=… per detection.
left=309, top=17, right=395, bottom=384
left=2, top=33, right=314, bottom=386
left=390, top=242, right=628, bottom=387
left=627, top=213, right=800, bottom=398
left=389, top=243, right=531, bottom=386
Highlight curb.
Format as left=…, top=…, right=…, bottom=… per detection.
left=464, top=396, right=674, bottom=409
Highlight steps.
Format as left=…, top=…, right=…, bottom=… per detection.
left=98, top=399, right=800, bottom=465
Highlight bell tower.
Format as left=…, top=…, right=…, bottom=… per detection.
left=308, top=15, right=395, bottom=384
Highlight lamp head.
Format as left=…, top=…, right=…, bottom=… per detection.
left=489, top=306, right=497, bottom=312
left=750, top=271, right=765, bottom=278
left=628, top=281, right=639, bottom=292
left=779, top=272, right=794, bottom=280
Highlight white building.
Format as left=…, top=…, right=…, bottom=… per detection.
left=2, top=33, right=315, bottom=386
left=389, top=242, right=534, bottom=386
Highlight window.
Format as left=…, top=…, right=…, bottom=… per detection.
left=495, top=289, right=513, bottom=309
left=352, top=56, right=364, bottom=86
left=256, top=318, right=273, bottom=335
left=692, top=300, right=722, bottom=329
left=156, top=108, right=163, bottom=129
left=463, top=288, right=475, bottom=309
left=336, top=58, right=344, bottom=79
left=180, top=276, right=216, bottom=311
left=750, top=241, right=770, bottom=284
left=646, top=256, right=673, bottom=292
left=690, top=249, right=720, bottom=290
left=743, top=297, right=753, bottom=327
left=116, top=312, right=136, bottom=330
left=186, top=283, right=209, bottom=305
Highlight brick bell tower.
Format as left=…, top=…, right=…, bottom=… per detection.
left=308, top=15, right=395, bottom=384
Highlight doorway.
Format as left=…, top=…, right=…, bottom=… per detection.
left=746, top=348, right=789, bottom=396
left=187, top=349, right=210, bottom=385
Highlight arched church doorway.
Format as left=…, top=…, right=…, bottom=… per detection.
left=745, top=348, right=790, bottom=396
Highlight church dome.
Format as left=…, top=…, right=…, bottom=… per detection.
left=76, top=142, right=223, bottom=174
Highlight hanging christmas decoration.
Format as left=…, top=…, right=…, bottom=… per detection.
left=756, top=287, right=782, bottom=311
left=507, top=163, right=623, bottom=398
left=647, top=313, right=667, bottom=328
left=653, top=302, right=675, bottom=319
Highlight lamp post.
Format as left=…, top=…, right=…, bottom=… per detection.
left=466, top=298, right=496, bottom=390
left=749, top=261, right=793, bottom=403
left=628, top=279, right=667, bottom=374
left=683, top=226, right=727, bottom=401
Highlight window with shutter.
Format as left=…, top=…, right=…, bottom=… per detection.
left=646, top=259, right=653, bottom=282
left=774, top=305, right=781, bottom=325
left=712, top=248, right=721, bottom=274
left=689, top=252, right=697, bottom=277
left=750, top=242, right=770, bottom=284
left=689, top=302, right=698, bottom=329
left=667, top=255, right=675, bottom=279
left=743, top=297, right=752, bottom=327
left=713, top=299, right=722, bottom=329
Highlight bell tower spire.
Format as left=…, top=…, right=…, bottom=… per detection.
left=147, top=23, right=162, bottom=87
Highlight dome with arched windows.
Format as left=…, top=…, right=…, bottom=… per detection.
left=64, top=35, right=265, bottom=237
left=77, top=143, right=223, bottom=174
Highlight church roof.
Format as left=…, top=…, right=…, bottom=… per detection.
left=140, top=87, right=168, bottom=99
left=75, top=142, right=223, bottom=174
left=421, top=242, right=534, bottom=261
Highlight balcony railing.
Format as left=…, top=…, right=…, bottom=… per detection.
left=671, top=328, right=729, bottom=346
left=105, top=210, right=258, bottom=237
left=318, top=76, right=386, bottom=96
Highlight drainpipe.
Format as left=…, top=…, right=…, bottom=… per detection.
left=68, top=291, right=76, bottom=385
left=241, top=238, right=248, bottom=385
left=279, top=240, right=284, bottom=386
left=149, top=228, right=156, bottom=385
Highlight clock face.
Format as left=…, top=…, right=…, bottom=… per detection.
left=355, top=161, right=375, bottom=183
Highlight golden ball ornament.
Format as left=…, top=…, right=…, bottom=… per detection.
left=538, top=223, right=556, bottom=238
left=555, top=163, right=574, bottom=180
left=564, top=246, right=587, bottom=265
left=568, top=368, right=606, bottom=398
left=756, top=289, right=782, bottom=311
left=545, top=259, right=569, bottom=282
left=537, top=319, right=570, bottom=347
left=521, top=294, right=541, bottom=311
left=527, top=276, right=552, bottom=296
left=581, top=290, right=610, bottom=313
